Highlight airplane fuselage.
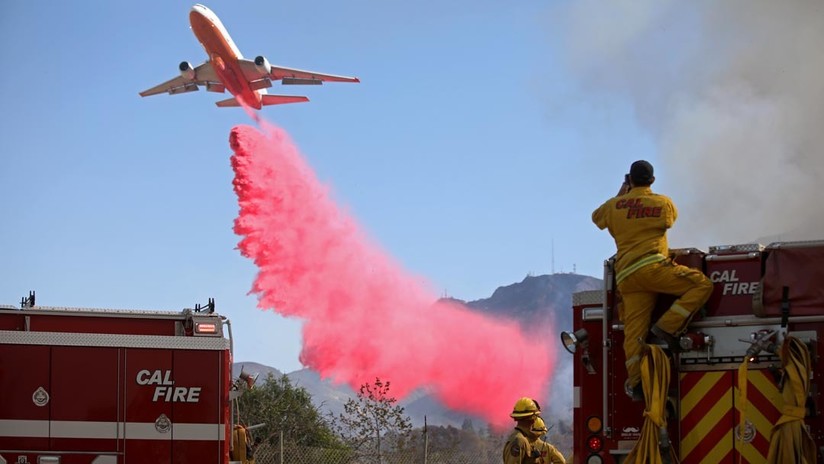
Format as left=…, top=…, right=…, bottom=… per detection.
left=189, top=5, right=263, bottom=109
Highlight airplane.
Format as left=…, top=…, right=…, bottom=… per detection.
left=139, top=4, right=359, bottom=109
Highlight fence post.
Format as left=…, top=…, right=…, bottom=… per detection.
left=423, top=416, right=428, bottom=464
left=280, top=429, right=284, bottom=464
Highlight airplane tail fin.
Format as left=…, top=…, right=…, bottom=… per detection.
left=261, top=95, right=309, bottom=106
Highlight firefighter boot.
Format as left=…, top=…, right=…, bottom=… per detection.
left=651, top=325, right=683, bottom=353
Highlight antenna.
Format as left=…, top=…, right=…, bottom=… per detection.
left=551, top=237, right=555, bottom=275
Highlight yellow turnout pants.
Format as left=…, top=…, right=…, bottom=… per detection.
left=618, top=259, right=713, bottom=387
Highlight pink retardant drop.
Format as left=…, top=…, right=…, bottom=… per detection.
left=230, top=122, right=556, bottom=428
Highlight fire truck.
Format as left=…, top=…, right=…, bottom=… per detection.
left=0, top=292, right=258, bottom=464
left=561, top=240, right=824, bottom=463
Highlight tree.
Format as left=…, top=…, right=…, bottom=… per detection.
left=405, top=422, right=502, bottom=463
left=235, top=373, right=345, bottom=449
left=336, top=377, right=412, bottom=463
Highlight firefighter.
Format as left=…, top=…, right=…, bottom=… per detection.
left=502, top=397, right=542, bottom=464
left=231, top=424, right=256, bottom=464
left=527, top=417, right=566, bottom=464
left=592, top=160, right=713, bottom=400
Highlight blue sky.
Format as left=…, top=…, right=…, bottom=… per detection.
left=0, top=0, right=663, bottom=372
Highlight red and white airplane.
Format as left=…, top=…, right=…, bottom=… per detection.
left=140, top=4, right=359, bottom=109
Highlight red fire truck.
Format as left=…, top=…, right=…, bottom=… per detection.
left=561, top=241, right=824, bottom=463
left=0, top=292, right=255, bottom=464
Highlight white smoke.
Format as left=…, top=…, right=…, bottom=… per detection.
left=550, top=0, right=824, bottom=246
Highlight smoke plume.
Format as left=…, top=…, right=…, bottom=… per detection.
left=230, top=122, right=554, bottom=427
left=550, top=0, right=824, bottom=246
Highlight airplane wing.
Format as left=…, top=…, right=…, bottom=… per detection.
left=237, top=59, right=360, bottom=85
left=139, top=62, right=223, bottom=97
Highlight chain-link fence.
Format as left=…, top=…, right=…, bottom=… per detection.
left=251, top=443, right=506, bottom=464
left=242, top=419, right=572, bottom=464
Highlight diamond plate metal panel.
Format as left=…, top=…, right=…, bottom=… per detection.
left=708, top=243, right=764, bottom=254
left=0, top=330, right=229, bottom=350
left=573, top=290, right=603, bottom=307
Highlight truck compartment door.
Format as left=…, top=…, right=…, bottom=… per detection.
left=171, top=349, right=224, bottom=463
left=124, top=348, right=173, bottom=463
left=50, top=346, right=122, bottom=452
left=679, top=370, right=780, bottom=463
left=0, top=345, right=50, bottom=450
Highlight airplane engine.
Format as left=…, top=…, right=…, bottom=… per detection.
left=179, top=61, right=196, bottom=80
left=254, top=56, right=271, bottom=74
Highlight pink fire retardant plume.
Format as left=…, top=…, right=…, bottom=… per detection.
left=230, top=122, right=556, bottom=428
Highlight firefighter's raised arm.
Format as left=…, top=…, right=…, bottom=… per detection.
left=618, top=173, right=632, bottom=196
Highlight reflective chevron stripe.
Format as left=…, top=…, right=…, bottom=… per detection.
left=680, top=371, right=734, bottom=463
left=679, top=370, right=780, bottom=463
left=734, top=369, right=781, bottom=463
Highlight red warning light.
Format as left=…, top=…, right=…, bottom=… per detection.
left=587, top=434, right=603, bottom=452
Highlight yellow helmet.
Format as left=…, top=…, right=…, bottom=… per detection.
left=531, top=416, right=548, bottom=434
left=510, top=397, right=541, bottom=418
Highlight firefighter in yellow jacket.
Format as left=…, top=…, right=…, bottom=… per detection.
left=527, top=417, right=566, bottom=464
left=502, top=397, right=542, bottom=464
left=592, top=160, right=713, bottom=400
